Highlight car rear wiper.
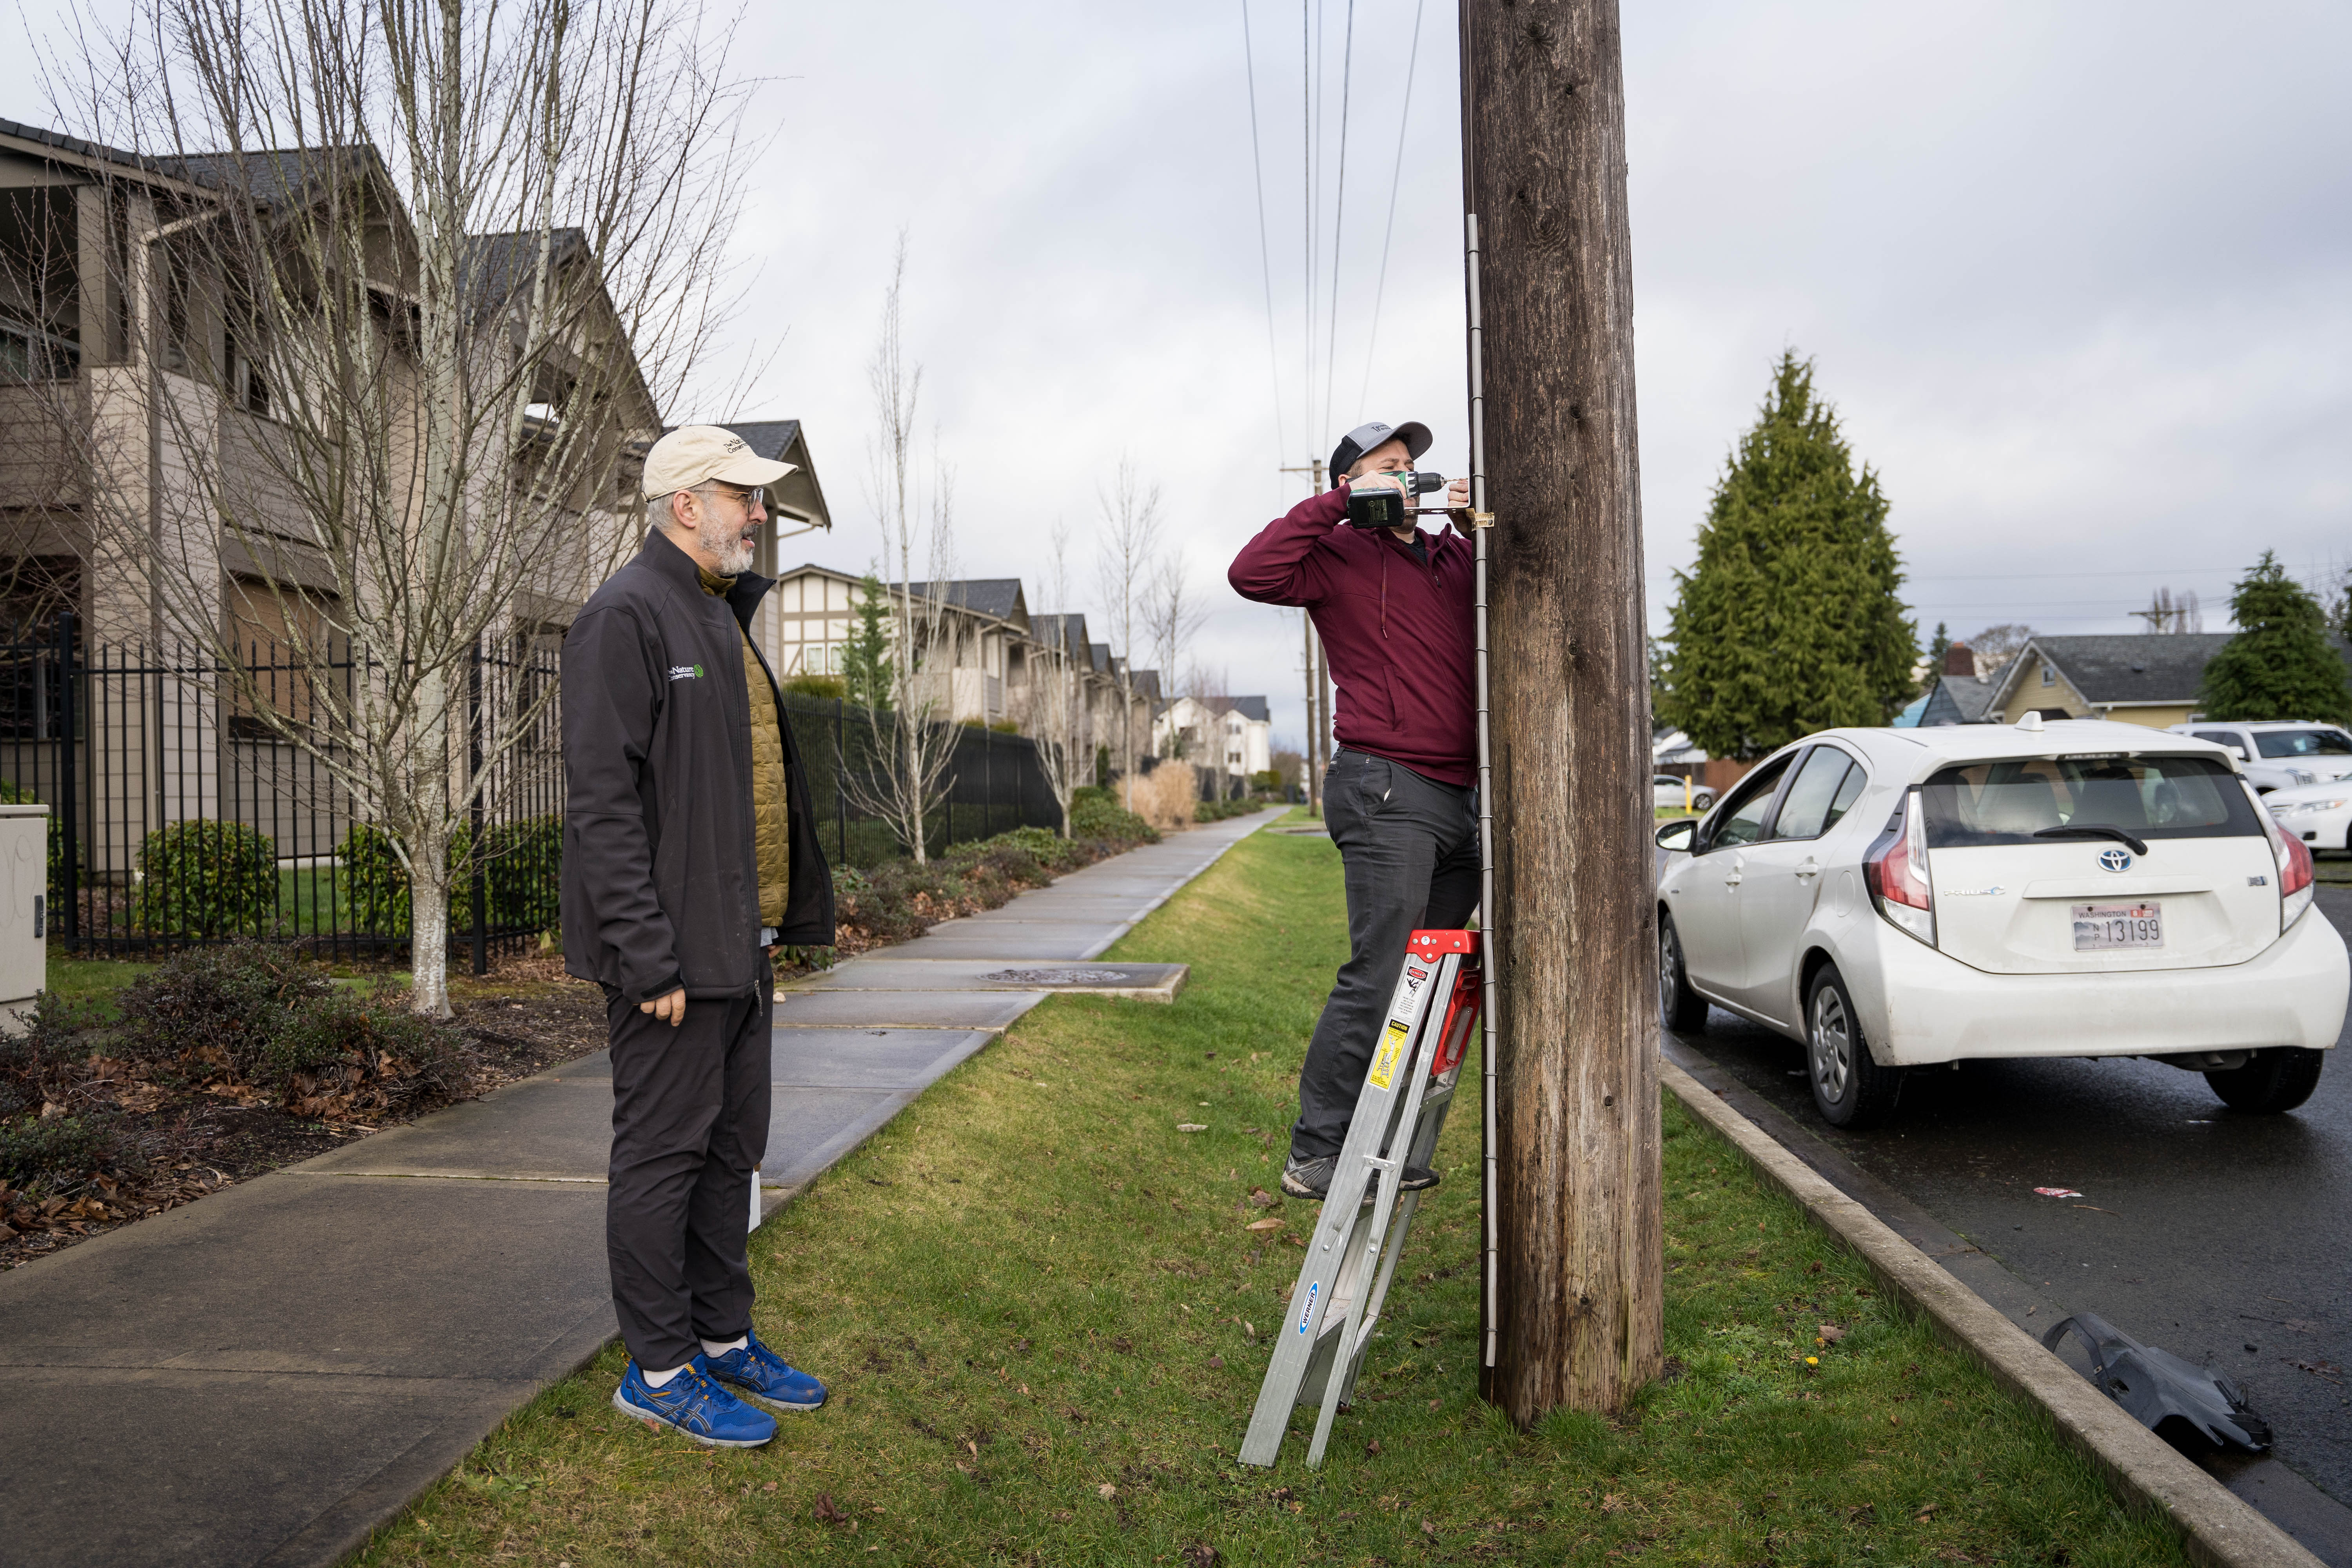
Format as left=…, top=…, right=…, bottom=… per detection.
left=2033, top=825, right=2149, bottom=856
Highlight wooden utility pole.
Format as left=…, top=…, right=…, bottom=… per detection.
left=1283, top=457, right=1333, bottom=815
left=1463, top=0, right=1662, bottom=1421
left=1302, top=614, right=1323, bottom=813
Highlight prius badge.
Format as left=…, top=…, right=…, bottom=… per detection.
left=2098, top=848, right=2132, bottom=873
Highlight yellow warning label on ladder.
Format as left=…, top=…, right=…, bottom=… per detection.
left=1367, top=1020, right=1411, bottom=1090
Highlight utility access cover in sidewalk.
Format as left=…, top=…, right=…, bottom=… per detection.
left=974, top=964, right=1188, bottom=1000
left=791, top=958, right=1187, bottom=1001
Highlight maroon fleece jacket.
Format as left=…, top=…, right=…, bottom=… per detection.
left=1228, top=485, right=1477, bottom=787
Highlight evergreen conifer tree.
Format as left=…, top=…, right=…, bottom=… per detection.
left=1924, top=622, right=1951, bottom=691
left=839, top=569, right=894, bottom=711
left=2199, top=552, right=2350, bottom=722
left=1658, top=353, right=1917, bottom=758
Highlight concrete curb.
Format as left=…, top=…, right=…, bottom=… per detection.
left=1661, top=1059, right=2323, bottom=1568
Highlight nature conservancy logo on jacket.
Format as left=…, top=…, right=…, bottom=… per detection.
left=668, top=664, right=704, bottom=681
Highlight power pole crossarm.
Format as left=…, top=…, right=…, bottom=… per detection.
left=1463, top=0, right=1663, bottom=1421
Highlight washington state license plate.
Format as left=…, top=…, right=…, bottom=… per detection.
left=2072, top=902, right=2163, bottom=951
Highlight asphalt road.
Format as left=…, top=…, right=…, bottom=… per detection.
left=1669, top=884, right=2352, bottom=1532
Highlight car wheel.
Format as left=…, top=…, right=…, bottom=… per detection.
left=1657, top=913, right=1709, bottom=1034
left=1806, top=965, right=1903, bottom=1129
left=1691, top=789, right=1715, bottom=811
left=2205, top=1048, right=2325, bottom=1114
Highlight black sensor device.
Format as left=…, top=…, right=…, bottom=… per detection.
left=1345, top=470, right=1445, bottom=530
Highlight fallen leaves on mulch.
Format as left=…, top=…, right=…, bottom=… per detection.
left=1, top=969, right=607, bottom=1272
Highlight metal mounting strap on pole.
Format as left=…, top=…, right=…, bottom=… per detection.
left=1464, top=211, right=1500, bottom=1376
left=1241, top=929, right=1485, bottom=1469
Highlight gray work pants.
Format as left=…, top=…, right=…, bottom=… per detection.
left=1290, top=748, right=1479, bottom=1163
left=603, top=971, right=771, bottom=1372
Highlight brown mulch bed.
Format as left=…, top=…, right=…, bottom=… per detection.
left=0, top=958, right=607, bottom=1272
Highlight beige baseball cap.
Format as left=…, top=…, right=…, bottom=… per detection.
left=641, top=424, right=796, bottom=501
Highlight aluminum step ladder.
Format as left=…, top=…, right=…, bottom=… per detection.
left=1239, top=929, right=1483, bottom=1468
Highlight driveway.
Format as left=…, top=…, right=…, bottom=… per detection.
left=1667, top=885, right=2352, bottom=1559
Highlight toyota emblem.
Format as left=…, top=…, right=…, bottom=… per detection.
left=2098, top=848, right=2132, bottom=873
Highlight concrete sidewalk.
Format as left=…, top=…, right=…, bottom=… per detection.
left=0, top=809, right=1277, bottom=1568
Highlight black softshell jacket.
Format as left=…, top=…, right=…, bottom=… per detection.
left=560, top=530, right=836, bottom=1002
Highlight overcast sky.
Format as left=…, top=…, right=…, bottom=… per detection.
left=12, top=2, right=2350, bottom=750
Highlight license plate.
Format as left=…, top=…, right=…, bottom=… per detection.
left=2073, top=902, right=2163, bottom=951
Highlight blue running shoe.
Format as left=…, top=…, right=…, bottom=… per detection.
left=612, top=1356, right=776, bottom=1447
left=706, top=1331, right=828, bottom=1412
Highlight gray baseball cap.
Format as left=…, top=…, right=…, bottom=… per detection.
left=1328, top=419, right=1432, bottom=488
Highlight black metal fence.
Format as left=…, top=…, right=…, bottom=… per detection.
left=0, top=615, right=1063, bottom=967
left=786, top=695, right=1065, bottom=869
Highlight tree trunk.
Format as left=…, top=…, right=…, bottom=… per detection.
left=408, top=667, right=457, bottom=1020
left=410, top=837, right=454, bottom=1020
left=1463, top=0, right=1662, bottom=1422
left=904, top=708, right=928, bottom=864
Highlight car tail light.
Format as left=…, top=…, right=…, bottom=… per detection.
left=2253, top=782, right=2316, bottom=930
left=1863, top=789, right=1935, bottom=947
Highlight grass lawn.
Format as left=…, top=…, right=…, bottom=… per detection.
left=353, top=830, right=2187, bottom=1568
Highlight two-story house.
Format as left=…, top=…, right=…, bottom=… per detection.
left=1152, top=694, right=1273, bottom=794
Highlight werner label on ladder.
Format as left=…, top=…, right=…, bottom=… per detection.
left=1241, top=929, right=1482, bottom=1469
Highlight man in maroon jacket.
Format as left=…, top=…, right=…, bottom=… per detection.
left=1229, top=419, right=1477, bottom=1200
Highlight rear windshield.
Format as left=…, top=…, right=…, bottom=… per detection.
left=1919, top=755, right=2263, bottom=848
left=2254, top=728, right=2352, bottom=759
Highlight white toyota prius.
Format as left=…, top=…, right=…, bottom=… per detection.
left=1654, top=717, right=2348, bottom=1128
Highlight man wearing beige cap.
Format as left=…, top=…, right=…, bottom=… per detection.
left=562, top=424, right=836, bottom=1447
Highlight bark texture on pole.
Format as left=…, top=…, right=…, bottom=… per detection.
left=1463, top=0, right=1662, bottom=1421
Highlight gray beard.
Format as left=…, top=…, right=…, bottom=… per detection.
left=695, top=511, right=756, bottom=576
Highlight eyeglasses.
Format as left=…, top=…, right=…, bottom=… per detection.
left=700, top=483, right=767, bottom=512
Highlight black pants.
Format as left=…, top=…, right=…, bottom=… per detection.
left=1290, top=749, right=1479, bottom=1163
left=603, top=972, right=771, bottom=1372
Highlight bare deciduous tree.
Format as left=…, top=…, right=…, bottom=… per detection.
left=38, top=0, right=756, bottom=1015
left=1093, top=457, right=1160, bottom=811
left=1967, top=622, right=2038, bottom=679
left=1143, top=547, right=1210, bottom=747
left=845, top=236, right=959, bottom=864
left=1022, top=525, right=1086, bottom=836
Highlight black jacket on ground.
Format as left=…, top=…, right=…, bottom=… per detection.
left=561, top=529, right=836, bottom=1001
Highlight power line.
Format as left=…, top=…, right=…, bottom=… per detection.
left=1240, top=0, right=1287, bottom=465
left=1321, top=0, right=1356, bottom=441
left=1355, top=0, right=1424, bottom=423
left=1303, top=0, right=1317, bottom=454
left=1905, top=568, right=2241, bottom=582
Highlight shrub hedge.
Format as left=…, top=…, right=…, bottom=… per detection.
left=0, top=1112, right=120, bottom=1186
left=1069, top=785, right=1157, bottom=844
left=135, top=819, right=278, bottom=937
left=116, top=939, right=334, bottom=1070
left=828, top=820, right=1152, bottom=949
left=264, top=987, right=468, bottom=1109
left=338, top=814, right=563, bottom=937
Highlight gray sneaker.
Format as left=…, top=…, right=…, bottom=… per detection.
left=1281, top=1155, right=1338, bottom=1200
left=1281, top=1156, right=1439, bottom=1202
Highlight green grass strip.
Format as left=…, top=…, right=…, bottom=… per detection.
left=356, top=828, right=2187, bottom=1567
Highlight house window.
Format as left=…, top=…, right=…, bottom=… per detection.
left=2040, top=662, right=2054, bottom=687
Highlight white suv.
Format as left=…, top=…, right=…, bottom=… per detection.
left=2164, top=720, right=2352, bottom=794
left=1655, top=717, right=2347, bottom=1129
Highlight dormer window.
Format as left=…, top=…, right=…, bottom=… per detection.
left=2040, top=662, right=2054, bottom=687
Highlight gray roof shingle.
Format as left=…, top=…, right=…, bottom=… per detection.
left=720, top=420, right=802, bottom=463
left=1029, top=613, right=1091, bottom=655
left=1196, top=695, right=1271, bottom=722
left=2018, top=633, right=2238, bottom=706
left=1918, top=674, right=2002, bottom=725
left=893, top=579, right=1025, bottom=623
